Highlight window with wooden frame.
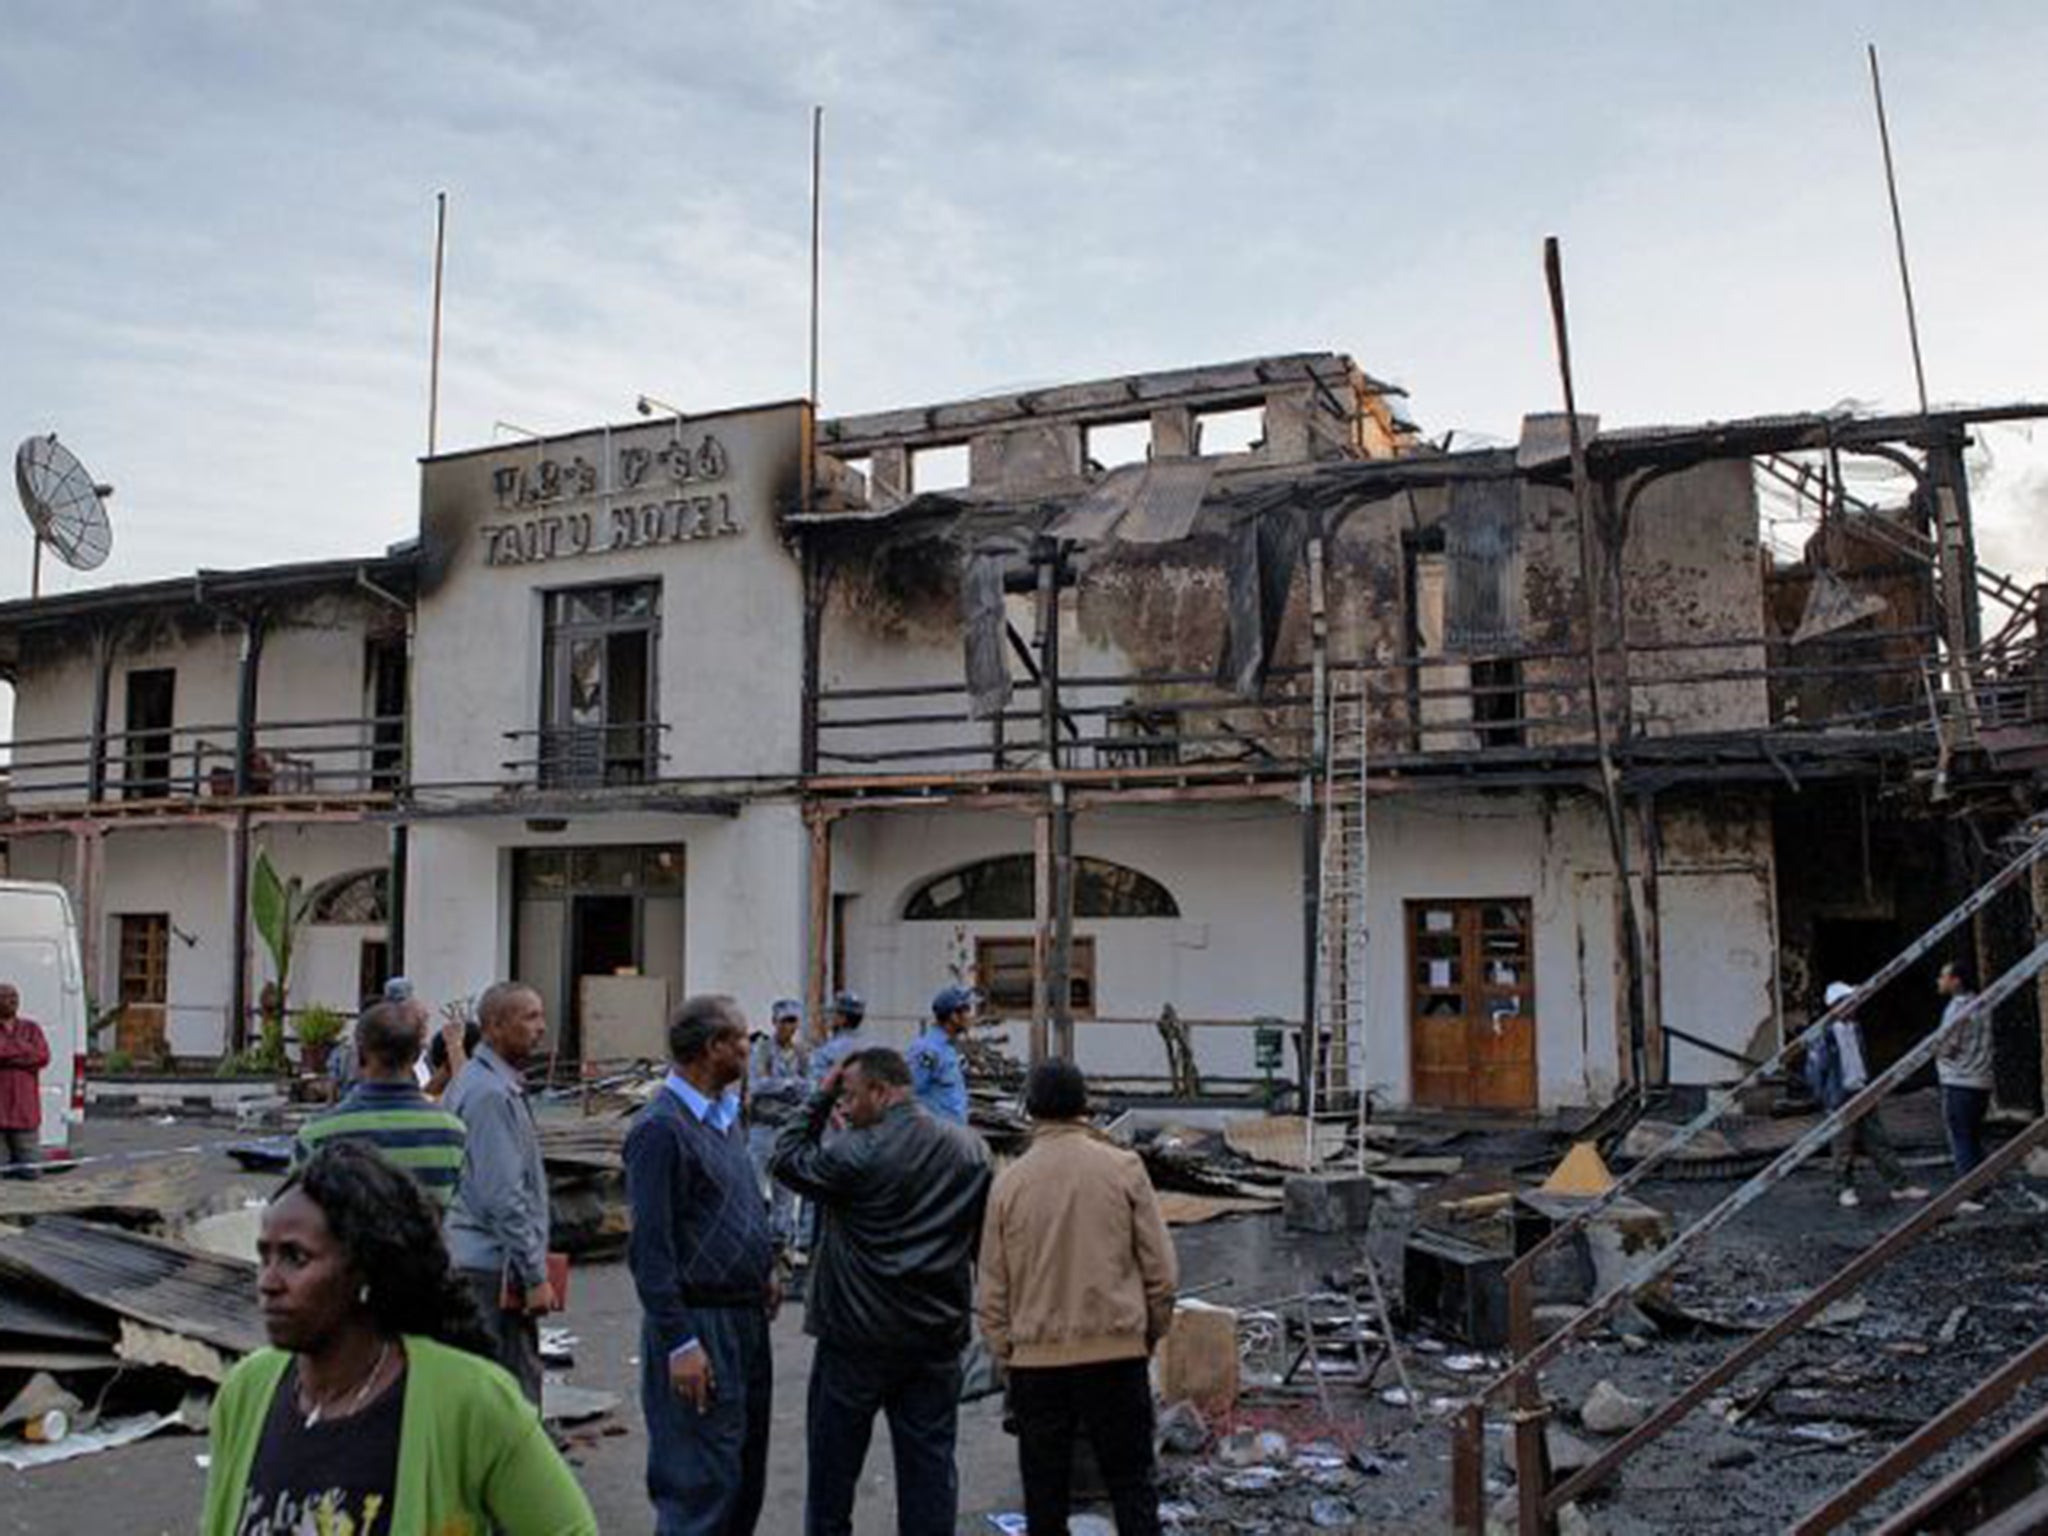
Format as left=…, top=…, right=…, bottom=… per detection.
left=974, top=936, right=1096, bottom=1017
left=539, top=581, right=660, bottom=787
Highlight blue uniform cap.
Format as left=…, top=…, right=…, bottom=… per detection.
left=831, top=990, right=866, bottom=1022
left=770, top=997, right=803, bottom=1021
left=931, top=984, right=977, bottom=1019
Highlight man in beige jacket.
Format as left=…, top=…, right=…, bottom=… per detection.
left=978, top=1058, right=1177, bottom=1535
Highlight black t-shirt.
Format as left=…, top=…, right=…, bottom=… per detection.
left=235, top=1360, right=405, bottom=1535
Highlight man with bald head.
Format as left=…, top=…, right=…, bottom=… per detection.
left=444, top=980, right=555, bottom=1405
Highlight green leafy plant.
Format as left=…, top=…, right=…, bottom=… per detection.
left=103, top=1047, right=134, bottom=1074
left=295, top=1005, right=345, bottom=1051
left=84, top=993, right=123, bottom=1052
left=250, top=849, right=316, bottom=1047
left=295, top=1004, right=345, bottom=1073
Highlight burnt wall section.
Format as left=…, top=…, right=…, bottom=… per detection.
left=817, top=352, right=1416, bottom=516
left=1623, top=459, right=1768, bottom=738
left=1765, top=509, right=1939, bottom=730
left=810, top=456, right=1786, bottom=774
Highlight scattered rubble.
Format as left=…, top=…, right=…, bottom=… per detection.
left=1580, top=1378, right=1653, bottom=1435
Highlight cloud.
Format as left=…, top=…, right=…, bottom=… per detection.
left=0, top=0, right=2045, bottom=617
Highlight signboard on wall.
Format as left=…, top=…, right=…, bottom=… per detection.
left=415, top=401, right=808, bottom=594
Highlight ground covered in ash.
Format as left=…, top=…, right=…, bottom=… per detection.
left=1148, top=1153, right=2048, bottom=1535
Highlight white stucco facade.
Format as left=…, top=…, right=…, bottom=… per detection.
left=827, top=789, right=1778, bottom=1109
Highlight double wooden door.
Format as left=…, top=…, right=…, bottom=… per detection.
left=1408, top=898, right=1536, bottom=1110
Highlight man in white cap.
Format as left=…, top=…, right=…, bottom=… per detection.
left=1806, top=980, right=1927, bottom=1209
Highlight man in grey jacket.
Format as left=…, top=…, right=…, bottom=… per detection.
left=1936, top=960, right=1994, bottom=1211
left=444, top=979, right=555, bottom=1405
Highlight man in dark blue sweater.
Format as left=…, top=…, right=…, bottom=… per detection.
left=626, top=995, right=780, bottom=1536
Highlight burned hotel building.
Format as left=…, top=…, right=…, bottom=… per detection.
left=0, top=350, right=2041, bottom=1116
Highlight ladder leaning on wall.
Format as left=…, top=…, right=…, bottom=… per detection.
left=1306, top=662, right=1374, bottom=1171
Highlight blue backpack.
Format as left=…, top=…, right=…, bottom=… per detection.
left=1803, top=1024, right=1839, bottom=1105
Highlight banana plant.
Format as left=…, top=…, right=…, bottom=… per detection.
left=250, top=849, right=315, bottom=1037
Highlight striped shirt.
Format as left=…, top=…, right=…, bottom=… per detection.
left=292, top=1080, right=469, bottom=1209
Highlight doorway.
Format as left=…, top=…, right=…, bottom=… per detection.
left=365, top=638, right=407, bottom=791
left=572, top=896, right=637, bottom=985
left=122, top=669, right=176, bottom=799
left=1407, top=898, right=1537, bottom=1110
left=511, top=845, right=685, bottom=1065
left=115, top=913, right=170, bottom=1059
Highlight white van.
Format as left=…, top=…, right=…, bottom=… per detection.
left=0, top=880, right=86, bottom=1154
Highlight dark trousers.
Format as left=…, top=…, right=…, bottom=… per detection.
left=461, top=1270, right=543, bottom=1408
left=806, top=1339, right=962, bottom=1536
left=0, top=1128, right=38, bottom=1180
left=1010, top=1358, right=1161, bottom=1536
left=1832, top=1108, right=1907, bottom=1190
left=642, top=1307, right=772, bottom=1536
left=1944, top=1084, right=1993, bottom=1178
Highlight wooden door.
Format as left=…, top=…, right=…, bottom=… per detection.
left=116, top=913, right=170, bottom=1059
left=1408, top=899, right=1536, bottom=1110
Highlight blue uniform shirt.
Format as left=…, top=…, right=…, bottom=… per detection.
left=908, top=1026, right=968, bottom=1124
left=809, top=1028, right=868, bottom=1086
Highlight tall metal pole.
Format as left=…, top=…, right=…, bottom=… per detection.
left=1868, top=44, right=1930, bottom=417
left=428, top=190, right=448, bottom=455
left=808, top=106, right=823, bottom=407
left=1544, top=235, right=1650, bottom=1094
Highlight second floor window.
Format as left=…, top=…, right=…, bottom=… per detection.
left=540, top=581, right=659, bottom=787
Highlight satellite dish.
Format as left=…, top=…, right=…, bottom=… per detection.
left=14, top=434, right=114, bottom=596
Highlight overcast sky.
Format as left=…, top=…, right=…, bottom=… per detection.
left=4, top=0, right=2047, bottom=599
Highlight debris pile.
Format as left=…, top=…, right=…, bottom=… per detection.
left=0, top=1214, right=258, bottom=1467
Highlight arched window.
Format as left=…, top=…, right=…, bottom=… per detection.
left=903, top=855, right=1179, bottom=921
left=307, top=868, right=389, bottom=925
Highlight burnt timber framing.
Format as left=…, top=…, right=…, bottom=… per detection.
left=795, top=355, right=2048, bottom=1082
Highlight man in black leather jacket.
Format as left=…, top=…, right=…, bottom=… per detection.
left=771, top=1046, right=991, bottom=1536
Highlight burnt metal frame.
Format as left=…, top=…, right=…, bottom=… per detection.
left=1792, top=1329, right=2048, bottom=1534
left=1866, top=1394, right=2048, bottom=1535
left=1446, top=831, right=2048, bottom=1533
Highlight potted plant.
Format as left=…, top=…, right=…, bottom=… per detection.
left=295, top=1005, right=345, bottom=1075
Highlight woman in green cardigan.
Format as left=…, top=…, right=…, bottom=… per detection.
left=200, top=1139, right=596, bottom=1535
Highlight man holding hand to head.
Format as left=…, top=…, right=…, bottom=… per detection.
left=772, top=1046, right=991, bottom=1536
left=626, top=995, right=779, bottom=1536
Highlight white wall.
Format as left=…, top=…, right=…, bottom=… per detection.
left=834, top=789, right=1781, bottom=1109
left=834, top=802, right=1303, bottom=1080
left=412, top=405, right=808, bottom=790
left=6, top=819, right=386, bottom=1056
left=254, top=821, right=393, bottom=1019
left=7, top=592, right=393, bottom=809
left=404, top=803, right=806, bottom=1035
left=1651, top=795, right=1780, bottom=1080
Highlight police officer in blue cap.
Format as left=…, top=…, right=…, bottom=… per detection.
left=909, top=985, right=975, bottom=1125
left=808, top=991, right=869, bottom=1088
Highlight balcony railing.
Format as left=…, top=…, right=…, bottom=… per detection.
left=1, top=715, right=406, bottom=813
left=502, top=721, right=670, bottom=790
left=811, top=625, right=1950, bottom=779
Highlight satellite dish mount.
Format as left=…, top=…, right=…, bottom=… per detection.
left=13, top=435, right=114, bottom=597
